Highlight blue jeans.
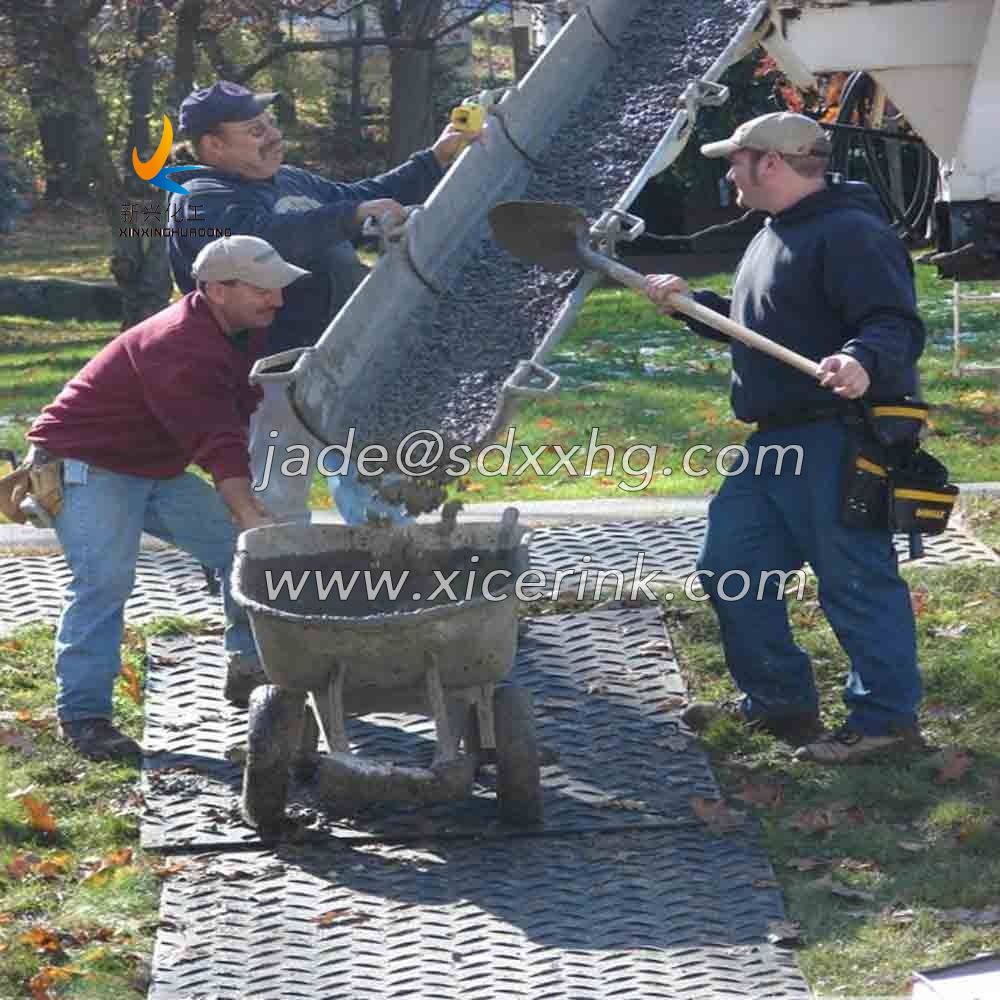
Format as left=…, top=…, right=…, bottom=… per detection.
left=696, top=419, right=921, bottom=736
left=53, top=461, right=254, bottom=722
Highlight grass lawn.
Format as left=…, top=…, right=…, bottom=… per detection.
left=1, top=209, right=1000, bottom=998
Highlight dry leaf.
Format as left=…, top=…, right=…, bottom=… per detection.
left=811, top=875, right=875, bottom=902
left=766, top=920, right=802, bottom=946
left=29, top=965, right=79, bottom=1000
left=888, top=907, right=916, bottom=925
left=0, top=913, right=15, bottom=925
left=6, top=852, right=41, bottom=880
left=152, top=862, right=187, bottom=878
left=934, top=749, right=972, bottom=784
left=637, top=640, right=672, bottom=655
left=656, top=695, right=688, bottom=712
left=313, top=909, right=373, bottom=927
left=607, top=797, right=649, bottom=812
left=752, top=878, right=781, bottom=889
left=910, top=585, right=929, bottom=617
left=34, top=854, right=74, bottom=879
left=928, top=623, right=969, bottom=639
left=837, top=858, right=879, bottom=872
left=0, top=727, right=36, bottom=755
left=787, top=857, right=827, bottom=872
left=898, top=840, right=927, bottom=853
left=690, top=796, right=746, bottom=834
left=790, top=808, right=836, bottom=835
left=119, top=664, right=143, bottom=705
left=15, top=794, right=57, bottom=834
left=19, top=927, right=63, bottom=954
left=735, top=780, right=784, bottom=809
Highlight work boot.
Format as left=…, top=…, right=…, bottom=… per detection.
left=224, top=652, right=268, bottom=709
left=58, top=718, right=141, bottom=762
left=682, top=699, right=824, bottom=747
left=794, top=724, right=927, bottom=764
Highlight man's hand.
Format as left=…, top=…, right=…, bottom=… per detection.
left=645, top=274, right=690, bottom=315
left=818, top=353, right=871, bottom=399
left=431, top=121, right=485, bottom=168
left=217, top=477, right=274, bottom=532
left=356, top=198, right=407, bottom=228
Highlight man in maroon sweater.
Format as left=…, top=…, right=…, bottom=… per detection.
left=28, top=235, right=308, bottom=760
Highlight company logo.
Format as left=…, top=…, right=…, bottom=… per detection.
left=132, top=115, right=206, bottom=195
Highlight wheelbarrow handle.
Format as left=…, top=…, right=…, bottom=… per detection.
left=248, top=347, right=314, bottom=386
left=577, top=244, right=823, bottom=382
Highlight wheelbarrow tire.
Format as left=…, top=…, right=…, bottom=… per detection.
left=493, top=685, right=543, bottom=825
left=241, top=685, right=304, bottom=838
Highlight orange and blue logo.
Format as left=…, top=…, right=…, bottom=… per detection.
left=132, top=116, right=205, bottom=195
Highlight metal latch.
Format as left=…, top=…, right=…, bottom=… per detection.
left=591, top=208, right=646, bottom=259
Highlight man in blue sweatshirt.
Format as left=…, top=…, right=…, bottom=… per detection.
left=168, top=81, right=475, bottom=525
left=646, top=112, right=926, bottom=764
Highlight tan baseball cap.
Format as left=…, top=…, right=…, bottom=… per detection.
left=192, top=236, right=310, bottom=289
left=701, top=112, right=833, bottom=159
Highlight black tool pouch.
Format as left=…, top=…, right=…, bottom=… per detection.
left=840, top=400, right=958, bottom=535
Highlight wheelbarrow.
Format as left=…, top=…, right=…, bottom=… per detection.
left=230, top=508, right=543, bottom=836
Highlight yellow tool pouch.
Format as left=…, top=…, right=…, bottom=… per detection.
left=841, top=400, right=958, bottom=536
left=0, top=449, right=64, bottom=525
left=28, top=459, right=65, bottom=519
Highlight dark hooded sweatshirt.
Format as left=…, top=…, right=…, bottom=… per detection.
left=684, top=181, right=925, bottom=424
left=168, top=152, right=444, bottom=355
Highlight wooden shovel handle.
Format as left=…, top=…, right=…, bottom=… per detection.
left=667, top=293, right=822, bottom=380
left=585, top=250, right=822, bottom=380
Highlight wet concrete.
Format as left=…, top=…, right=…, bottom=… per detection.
left=339, top=1, right=755, bottom=476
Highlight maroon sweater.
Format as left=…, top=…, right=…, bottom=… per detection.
left=29, top=292, right=265, bottom=484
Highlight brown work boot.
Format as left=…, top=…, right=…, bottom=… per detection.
left=794, top=724, right=926, bottom=764
left=224, top=652, right=268, bottom=709
left=58, top=718, right=141, bottom=762
left=682, top=699, right=824, bottom=747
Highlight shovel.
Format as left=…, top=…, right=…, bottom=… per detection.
left=488, top=200, right=822, bottom=380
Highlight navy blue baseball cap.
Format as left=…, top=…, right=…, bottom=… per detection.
left=179, top=82, right=278, bottom=137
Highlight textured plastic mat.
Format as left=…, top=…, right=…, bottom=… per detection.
left=0, top=549, right=221, bottom=635
left=528, top=518, right=1000, bottom=594
left=149, top=829, right=811, bottom=1000
left=141, top=607, right=718, bottom=849
left=1, top=520, right=994, bottom=634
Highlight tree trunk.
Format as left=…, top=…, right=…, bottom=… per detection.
left=350, top=12, right=365, bottom=145
left=11, top=0, right=102, bottom=201
left=127, top=0, right=160, bottom=170
left=388, top=44, right=436, bottom=163
left=170, top=0, right=204, bottom=114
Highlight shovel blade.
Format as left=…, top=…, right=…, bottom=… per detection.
left=488, top=200, right=590, bottom=272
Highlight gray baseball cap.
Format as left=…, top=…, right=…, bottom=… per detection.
left=192, top=236, right=309, bottom=289
left=701, top=112, right=833, bottom=159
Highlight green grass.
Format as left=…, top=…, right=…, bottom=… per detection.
left=0, top=622, right=159, bottom=998
left=665, top=561, right=1000, bottom=997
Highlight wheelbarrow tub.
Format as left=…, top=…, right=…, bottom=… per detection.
left=231, top=521, right=531, bottom=699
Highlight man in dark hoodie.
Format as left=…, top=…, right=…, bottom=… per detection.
left=646, top=112, right=926, bottom=764
left=168, top=81, right=476, bottom=526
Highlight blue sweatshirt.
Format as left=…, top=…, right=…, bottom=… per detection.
left=168, top=152, right=444, bottom=354
left=684, top=181, right=925, bottom=423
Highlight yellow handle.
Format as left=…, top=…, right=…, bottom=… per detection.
left=450, top=103, right=485, bottom=133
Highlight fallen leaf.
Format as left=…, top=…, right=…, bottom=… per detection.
left=637, top=640, right=672, bottom=655
left=0, top=913, right=14, bottom=925
left=752, top=878, right=781, bottom=889
left=837, top=858, right=880, bottom=872
left=6, top=852, right=41, bottom=880
left=910, top=585, right=929, bottom=617
left=29, top=965, right=80, bottom=1000
left=0, top=727, right=36, bottom=755
left=691, top=796, right=746, bottom=834
left=787, top=857, right=827, bottom=872
left=606, top=797, right=650, bottom=812
left=34, top=854, right=74, bottom=879
left=19, top=927, right=63, bottom=954
left=313, top=909, right=373, bottom=927
left=119, top=664, right=142, bottom=705
left=766, top=920, right=802, bottom=946
left=898, top=841, right=928, bottom=853
left=14, top=794, right=57, bottom=834
left=811, top=875, right=875, bottom=902
left=928, top=623, right=969, bottom=639
left=152, top=862, right=187, bottom=878
left=656, top=695, right=688, bottom=712
left=934, top=749, right=973, bottom=784
left=735, top=780, right=784, bottom=809
left=789, top=808, right=836, bottom=836
left=888, top=907, right=916, bottom=925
